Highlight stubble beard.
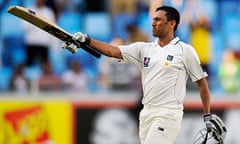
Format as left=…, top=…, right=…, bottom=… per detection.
left=152, top=31, right=164, bottom=38
left=152, top=30, right=159, bottom=37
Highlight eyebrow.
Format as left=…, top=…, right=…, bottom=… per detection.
left=152, top=14, right=166, bottom=21
left=153, top=16, right=161, bottom=20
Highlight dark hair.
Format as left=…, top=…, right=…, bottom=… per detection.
left=155, top=6, right=180, bottom=32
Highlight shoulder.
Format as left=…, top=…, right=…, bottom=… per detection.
left=177, top=40, right=193, bottom=49
left=177, top=41, right=196, bottom=53
left=119, top=41, right=153, bottom=50
left=128, top=41, right=153, bottom=47
left=177, top=41, right=200, bottom=62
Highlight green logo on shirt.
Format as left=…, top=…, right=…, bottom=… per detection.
left=167, top=55, right=174, bottom=61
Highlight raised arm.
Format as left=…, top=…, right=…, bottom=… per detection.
left=62, top=32, right=123, bottom=59
left=90, top=39, right=122, bottom=59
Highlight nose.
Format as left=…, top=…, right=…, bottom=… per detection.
left=152, top=20, right=156, bottom=27
left=152, top=22, right=155, bottom=27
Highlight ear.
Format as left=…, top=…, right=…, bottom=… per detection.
left=169, top=20, right=176, bottom=30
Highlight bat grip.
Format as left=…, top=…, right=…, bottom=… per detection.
left=81, top=44, right=101, bottom=58
left=72, top=39, right=101, bottom=58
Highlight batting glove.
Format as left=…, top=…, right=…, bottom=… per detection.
left=72, top=32, right=91, bottom=45
left=62, top=32, right=91, bottom=54
left=62, top=42, right=78, bottom=53
left=203, top=114, right=227, bottom=141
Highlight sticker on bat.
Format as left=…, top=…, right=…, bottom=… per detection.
left=28, top=9, right=36, bottom=15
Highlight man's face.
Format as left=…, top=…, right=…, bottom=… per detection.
left=152, top=10, right=172, bottom=38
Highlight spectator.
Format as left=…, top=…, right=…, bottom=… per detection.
left=23, top=0, right=56, bottom=67
left=126, top=24, right=149, bottom=43
left=97, top=37, right=141, bottom=92
left=38, top=61, right=61, bottom=92
left=61, top=60, right=89, bottom=92
left=218, top=49, right=240, bottom=93
left=9, top=63, right=30, bottom=93
left=190, top=15, right=212, bottom=78
left=97, top=37, right=124, bottom=92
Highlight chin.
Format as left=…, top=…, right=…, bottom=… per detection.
left=152, top=33, right=157, bottom=37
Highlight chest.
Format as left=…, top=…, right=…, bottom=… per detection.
left=141, top=46, right=184, bottom=72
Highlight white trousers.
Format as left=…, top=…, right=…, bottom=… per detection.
left=139, top=105, right=183, bottom=144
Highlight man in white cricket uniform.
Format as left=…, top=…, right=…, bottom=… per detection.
left=62, top=5, right=225, bottom=144
left=119, top=37, right=207, bottom=143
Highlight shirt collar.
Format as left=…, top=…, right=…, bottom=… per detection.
left=154, top=37, right=180, bottom=45
left=170, top=37, right=180, bottom=45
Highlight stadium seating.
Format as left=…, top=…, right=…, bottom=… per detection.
left=83, top=12, right=112, bottom=41
left=112, top=12, right=137, bottom=41
left=1, top=36, right=25, bottom=67
left=57, top=10, right=83, bottom=34
left=0, top=66, right=12, bottom=92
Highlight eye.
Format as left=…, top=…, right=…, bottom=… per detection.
left=153, top=17, right=160, bottom=21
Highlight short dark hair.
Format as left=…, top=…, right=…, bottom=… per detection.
left=155, top=6, right=180, bottom=32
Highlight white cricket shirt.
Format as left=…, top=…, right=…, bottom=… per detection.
left=119, top=37, right=207, bottom=109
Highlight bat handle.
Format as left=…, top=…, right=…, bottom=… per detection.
left=72, top=39, right=101, bottom=58
left=80, top=44, right=101, bottom=58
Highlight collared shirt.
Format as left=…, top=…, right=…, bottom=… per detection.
left=119, top=37, right=207, bottom=109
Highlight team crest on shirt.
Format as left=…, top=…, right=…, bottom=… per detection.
left=143, top=57, right=151, bottom=67
left=167, top=55, right=174, bottom=61
left=164, top=55, right=174, bottom=66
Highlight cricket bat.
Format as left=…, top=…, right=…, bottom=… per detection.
left=7, top=5, right=101, bottom=58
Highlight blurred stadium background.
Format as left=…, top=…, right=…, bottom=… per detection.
left=0, top=0, right=239, bottom=144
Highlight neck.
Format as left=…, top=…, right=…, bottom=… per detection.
left=158, top=34, right=174, bottom=47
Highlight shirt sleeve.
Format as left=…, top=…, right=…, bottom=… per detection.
left=118, top=42, right=143, bottom=68
left=183, top=44, right=208, bottom=82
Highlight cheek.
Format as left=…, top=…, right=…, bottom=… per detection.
left=162, top=24, right=171, bottom=31
left=158, top=22, right=168, bottom=28
left=158, top=24, right=168, bottom=31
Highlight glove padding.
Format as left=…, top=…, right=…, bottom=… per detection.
left=62, top=42, right=78, bottom=53
left=203, top=114, right=227, bottom=142
left=62, top=32, right=90, bottom=54
left=72, top=32, right=90, bottom=45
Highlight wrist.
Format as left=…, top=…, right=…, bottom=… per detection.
left=203, top=113, right=212, bottom=122
left=85, top=34, right=91, bottom=45
left=203, top=113, right=211, bottom=117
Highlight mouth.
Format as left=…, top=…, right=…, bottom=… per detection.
left=152, top=26, right=157, bottom=31
left=152, top=28, right=156, bottom=33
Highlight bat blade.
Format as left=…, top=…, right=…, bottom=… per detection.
left=7, top=5, right=101, bottom=58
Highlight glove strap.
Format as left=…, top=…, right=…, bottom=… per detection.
left=79, top=34, right=91, bottom=46
left=203, top=113, right=212, bottom=122
left=85, top=34, right=91, bottom=45
left=72, top=34, right=91, bottom=48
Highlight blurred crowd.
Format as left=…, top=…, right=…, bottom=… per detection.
left=0, top=0, right=240, bottom=95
